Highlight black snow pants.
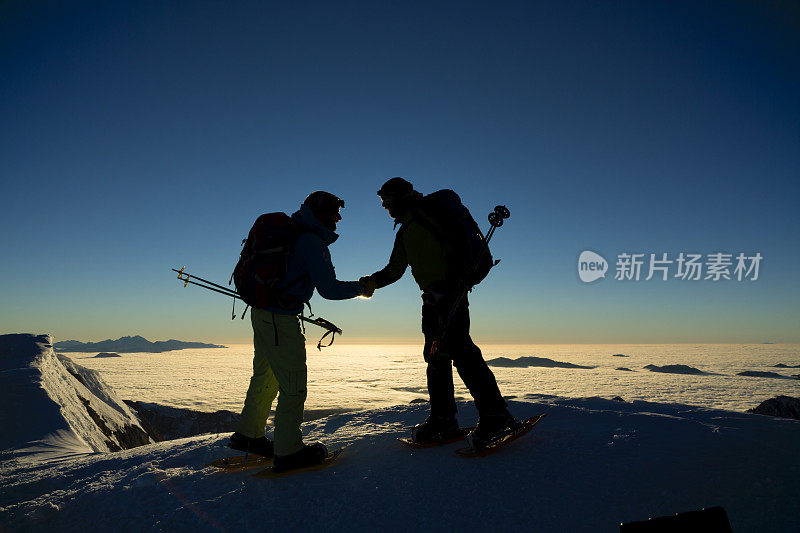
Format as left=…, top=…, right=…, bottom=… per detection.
left=421, top=290, right=507, bottom=418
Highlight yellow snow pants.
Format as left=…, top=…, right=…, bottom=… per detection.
left=236, top=307, right=307, bottom=456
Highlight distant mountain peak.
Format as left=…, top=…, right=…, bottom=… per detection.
left=53, top=336, right=226, bottom=353
left=118, top=335, right=148, bottom=341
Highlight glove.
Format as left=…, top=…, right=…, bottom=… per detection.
left=359, top=276, right=378, bottom=298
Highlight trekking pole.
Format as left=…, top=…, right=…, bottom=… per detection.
left=173, top=266, right=344, bottom=347
left=174, top=266, right=243, bottom=319
left=428, top=205, right=510, bottom=357
left=177, top=275, right=240, bottom=299
left=172, top=267, right=237, bottom=296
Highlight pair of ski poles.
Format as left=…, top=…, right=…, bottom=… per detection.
left=428, top=205, right=510, bottom=357
left=172, top=267, right=343, bottom=350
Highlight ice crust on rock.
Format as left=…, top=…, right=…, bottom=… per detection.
left=0, top=333, right=153, bottom=459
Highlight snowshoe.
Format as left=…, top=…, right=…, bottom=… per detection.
left=457, top=414, right=546, bottom=457
left=469, top=410, right=518, bottom=449
left=273, top=442, right=328, bottom=473
left=254, top=448, right=343, bottom=478
left=208, top=454, right=273, bottom=472
left=228, top=432, right=274, bottom=458
left=410, top=414, right=463, bottom=445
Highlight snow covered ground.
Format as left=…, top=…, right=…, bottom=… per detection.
left=2, top=334, right=799, bottom=532
left=2, top=398, right=799, bottom=532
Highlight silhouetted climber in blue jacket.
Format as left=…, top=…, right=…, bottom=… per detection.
left=230, top=191, right=372, bottom=472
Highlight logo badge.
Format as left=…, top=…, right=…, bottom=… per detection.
left=578, top=251, right=608, bottom=283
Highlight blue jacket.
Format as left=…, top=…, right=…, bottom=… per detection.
left=265, top=204, right=365, bottom=315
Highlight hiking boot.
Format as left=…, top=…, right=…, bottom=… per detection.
left=470, top=410, right=517, bottom=447
left=273, top=442, right=328, bottom=473
left=228, top=432, right=274, bottom=457
left=411, top=414, right=462, bottom=444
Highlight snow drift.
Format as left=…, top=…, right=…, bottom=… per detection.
left=0, top=334, right=153, bottom=460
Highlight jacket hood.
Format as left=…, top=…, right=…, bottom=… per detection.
left=292, top=204, right=339, bottom=245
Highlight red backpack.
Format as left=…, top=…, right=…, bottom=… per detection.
left=232, top=213, right=303, bottom=310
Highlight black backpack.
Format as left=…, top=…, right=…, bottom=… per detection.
left=232, top=213, right=302, bottom=310
left=414, top=189, right=494, bottom=288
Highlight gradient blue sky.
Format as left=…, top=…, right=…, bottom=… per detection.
left=1, top=1, right=798, bottom=344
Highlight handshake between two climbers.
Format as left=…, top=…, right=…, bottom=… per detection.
left=359, top=276, right=378, bottom=298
